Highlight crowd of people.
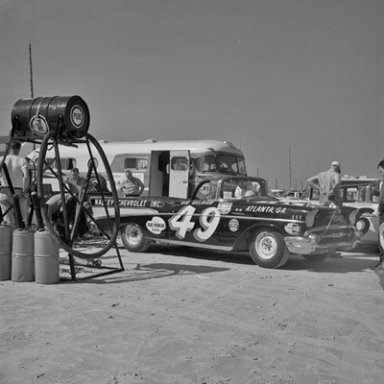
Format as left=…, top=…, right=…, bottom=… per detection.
left=0, top=141, right=146, bottom=238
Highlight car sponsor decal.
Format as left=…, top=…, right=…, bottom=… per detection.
left=30, top=115, right=49, bottom=134
left=228, top=219, right=240, bottom=232
left=92, top=198, right=163, bottom=209
left=70, top=105, right=85, bottom=129
left=245, top=205, right=287, bottom=214
left=169, top=205, right=220, bottom=242
left=217, top=202, right=232, bottom=215
left=146, top=217, right=166, bottom=234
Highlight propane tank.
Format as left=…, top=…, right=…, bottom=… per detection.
left=0, top=224, right=13, bottom=280
left=34, top=230, right=60, bottom=284
left=11, top=229, right=34, bottom=282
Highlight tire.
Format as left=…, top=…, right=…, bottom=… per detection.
left=249, top=229, right=290, bottom=268
left=121, top=223, right=150, bottom=252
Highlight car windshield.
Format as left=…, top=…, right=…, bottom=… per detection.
left=193, top=177, right=271, bottom=201
left=220, top=178, right=267, bottom=199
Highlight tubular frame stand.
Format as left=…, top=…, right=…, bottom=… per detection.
left=62, top=241, right=125, bottom=281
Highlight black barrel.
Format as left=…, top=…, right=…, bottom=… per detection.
left=11, top=95, right=90, bottom=139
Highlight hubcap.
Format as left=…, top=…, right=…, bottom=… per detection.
left=256, top=232, right=278, bottom=260
left=126, top=225, right=143, bottom=246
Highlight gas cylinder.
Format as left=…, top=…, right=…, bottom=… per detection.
left=0, top=224, right=13, bottom=280
left=34, top=230, right=60, bottom=284
left=11, top=229, right=34, bottom=282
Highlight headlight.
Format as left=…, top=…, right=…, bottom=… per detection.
left=355, top=217, right=370, bottom=234
left=285, top=222, right=302, bottom=235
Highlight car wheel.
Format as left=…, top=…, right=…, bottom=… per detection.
left=121, top=223, right=150, bottom=252
left=249, top=229, right=290, bottom=268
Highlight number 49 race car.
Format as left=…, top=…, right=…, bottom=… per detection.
left=94, top=176, right=360, bottom=269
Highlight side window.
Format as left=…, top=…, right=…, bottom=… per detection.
left=124, top=157, right=148, bottom=170
left=111, top=155, right=148, bottom=172
left=171, top=156, right=188, bottom=171
left=124, top=158, right=136, bottom=169
left=137, top=159, right=148, bottom=169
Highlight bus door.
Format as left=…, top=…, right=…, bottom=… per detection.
left=169, top=150, right=190, bottom=198
left=148, top=150, right=170, bottom=197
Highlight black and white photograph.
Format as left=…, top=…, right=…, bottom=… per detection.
left=1, top=1, right=384, bottom=383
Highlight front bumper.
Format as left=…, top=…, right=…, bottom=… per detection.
left=284, top=227, right=357, bottom=255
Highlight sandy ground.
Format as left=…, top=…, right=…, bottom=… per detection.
left=1, top=243, right=384, bottom=384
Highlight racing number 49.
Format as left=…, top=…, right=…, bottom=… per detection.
left=169, top=205, right=220, bottom=242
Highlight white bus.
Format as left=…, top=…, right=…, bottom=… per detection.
left=27, top=138, right=247, bottom=198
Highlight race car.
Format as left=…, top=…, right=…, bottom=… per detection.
left=93, top=176, right=359, bottom=269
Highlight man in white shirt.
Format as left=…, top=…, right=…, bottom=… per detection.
left=0, top=141, right=30, bottom=227
left=307, top=161, right=342, bottom=208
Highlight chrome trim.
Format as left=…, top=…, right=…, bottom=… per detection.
left=152, top=239, right=233, bottom=251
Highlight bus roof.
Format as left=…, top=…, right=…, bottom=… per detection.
left=93, top=139, right=244, bottom=156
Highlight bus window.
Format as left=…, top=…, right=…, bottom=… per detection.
left=124, top=158, right=136, bottom=169
left=171, top=156, right=188, bottom=171
left=195, top=154, right=217, bottom=173
left=124, top=157, right=148, bottom=170
left=238, top=156, right=247, bottom=175
left=137, top=159, right=148, bottom=169
left=216, top=154, right=247, bottom=175
left=217, top=154, right=238, bottom=174
left=111, top=155, right=148, bottom=171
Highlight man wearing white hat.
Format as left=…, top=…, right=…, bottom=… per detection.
left=307, top=160, right=342, bottom=208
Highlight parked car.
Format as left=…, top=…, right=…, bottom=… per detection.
left=280, top=178, right=380, bottom=246
left=93, top=176, right=359, bottom=268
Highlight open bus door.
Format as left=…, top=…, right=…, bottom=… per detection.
left=169, top=150, right=190, bottom=198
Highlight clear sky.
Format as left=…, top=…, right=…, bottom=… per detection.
left=1, top=0, right=383, bottom=189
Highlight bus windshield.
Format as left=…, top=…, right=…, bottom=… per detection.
left=195, top=154, right=247, bottom=175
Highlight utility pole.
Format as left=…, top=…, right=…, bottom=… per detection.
left=289, top=147, right=292, bottom=190
left=29, top=42, right=36, bottom=150
left=29, top=43, right=34, bottom=98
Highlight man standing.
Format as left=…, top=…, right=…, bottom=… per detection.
left=373, top=159, right=384, bottom=269
left=68, top=167, right=86, bottom=196
left=0, top=141, right=30, bottom=227
left=307, top=160, right=342, bottom=208
left=120, top=169, right=145, bottom=197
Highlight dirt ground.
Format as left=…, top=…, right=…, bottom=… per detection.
left=1, top=243, right=384, bottom=384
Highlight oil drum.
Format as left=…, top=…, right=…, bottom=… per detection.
left=34, top=230, right=60, bottom=284
left=11, top=95, right=90, bottom=139
left=11, top=229, right=34, bottom=282
left=0, top=224, right=12, bottom=280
